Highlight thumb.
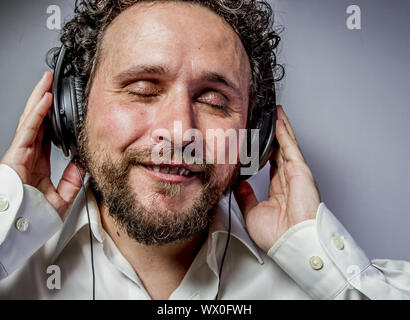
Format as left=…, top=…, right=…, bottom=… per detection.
left=234, top=181, right=259, bottom=221
left=57, top=160, right=86, bottom=209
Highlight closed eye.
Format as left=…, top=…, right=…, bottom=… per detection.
left=127, top=91, right=158, bottom=98
left=125, top=80, right=162, bottom=100
left=196, top=90, right=230, bottom=114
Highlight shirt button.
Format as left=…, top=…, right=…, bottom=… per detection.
left=332, top=235, right=344, bottom=250
left=0, top=196, right=9, bottom=212
left=15, top=217, right=29, bottom=232
left=309, top=256, right=324, bottom=270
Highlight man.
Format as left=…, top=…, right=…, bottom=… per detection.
left=0, top=0, right=409, bottom=299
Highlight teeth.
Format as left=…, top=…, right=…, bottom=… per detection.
left=169, top=167, right=179, bottom=174
left=147, top=165, right=192, bottom=176
left=179, top=168, right=192, bottom=176
left=160, top=167, right=170, bottom=174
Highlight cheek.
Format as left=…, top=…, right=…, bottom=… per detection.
left=212, top=163, right=237, bottom=187
left=87, top=102, right=149, bottom=152
left=200, top=117, right=245, bottom=165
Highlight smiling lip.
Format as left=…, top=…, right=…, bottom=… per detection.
left=143, top=161, right=203, bottom=173
left=138, top=163, right=201, bottom=183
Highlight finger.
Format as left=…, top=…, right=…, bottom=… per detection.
left=269, top=146, right=288, bottom=200
left=269, top=171, right=286, bottom=199
left=18, top=72, right=53, bottom=131
left=276, top=119, right=304, bottom=162
left=269, top=157, right=278, bottom=180
left=42, top=138, right=52, bottom=161
left=269, top=149, right=285, bottom=193
left=276, top=105, right=297, bottom=142
left=36, top=121, right=46, bottom=145
left=234, top=181, right=259, bottom=220
left=18, top=72, right=52, bottom=129
left=27, top=72, right=53, bottom=108
left=37, top=177, right=67, bottom=217
left=14, top=92, right=53, bottom=148
left=57, top=160, right=86, bottom=207
left=275, top=147, right=288, bottom=192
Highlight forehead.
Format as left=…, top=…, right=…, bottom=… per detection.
left=99, top=1, right=250, bottom=84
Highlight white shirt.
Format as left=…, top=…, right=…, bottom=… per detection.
left=0, top=163, right=409, bottom=299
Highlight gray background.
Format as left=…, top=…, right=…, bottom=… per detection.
left=0, top=0, right=409, bottom=260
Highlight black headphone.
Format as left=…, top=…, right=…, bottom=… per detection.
left=46, top=45, right=276, bottom=181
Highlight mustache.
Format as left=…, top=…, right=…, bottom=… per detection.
left=120, top=145, right=215, bottom=183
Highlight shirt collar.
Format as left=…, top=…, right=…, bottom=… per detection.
left=51, top=179, right=264, bottom=266
left=207, top=194, right=264, bottom=270
left=51, top=180, right=104, bottom=263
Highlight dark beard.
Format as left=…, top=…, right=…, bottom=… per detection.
left=79, top=130, right=239, bottom=245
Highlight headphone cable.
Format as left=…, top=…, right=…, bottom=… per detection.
left=75, top=158, right=231, bottom=301
left=74, top=159, right=96, bottom=300
left=215, top=188, right=232, bottom=300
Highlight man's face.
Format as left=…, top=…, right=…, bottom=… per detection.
left=82, top=2, right=251, bottom=244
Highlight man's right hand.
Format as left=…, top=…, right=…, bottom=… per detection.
left=0, top=71, right=85, bottom=221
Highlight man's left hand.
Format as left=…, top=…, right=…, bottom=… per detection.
left=234, top=105, right=321, bottom=252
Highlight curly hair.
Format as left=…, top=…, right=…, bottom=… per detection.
left=47, top=0, right=284, bottom=129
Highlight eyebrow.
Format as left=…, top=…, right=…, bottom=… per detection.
left=201, top=71, right=241, bottom=96
left=113, top=64, right=169, bottom=85
left=113, top=64, right=242, bottom=97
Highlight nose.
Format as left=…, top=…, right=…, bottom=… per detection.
left=150, top=88, right=197, bottom=149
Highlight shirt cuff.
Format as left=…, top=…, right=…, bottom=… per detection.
left=267, top=203, right=373, bottom=299
left=0, top=164, right=24, bottom=244
left=0, top=165, right=62, bottom=279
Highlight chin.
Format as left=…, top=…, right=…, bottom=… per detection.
left=143, top=195, right=197, bottom=213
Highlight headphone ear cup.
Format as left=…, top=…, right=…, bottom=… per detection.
left=73, top=76, right=84, bottom=124
left=46, top=46, right=84, bottom=159
left=65, top=75, right=84, bottom=158
left=46, top=74, right=71, bottom=158
left=235, top=106, right=276, bottom=184
left=257, top=108, right=276, bottom=169
left=52, top=75, right=82, bottom=159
